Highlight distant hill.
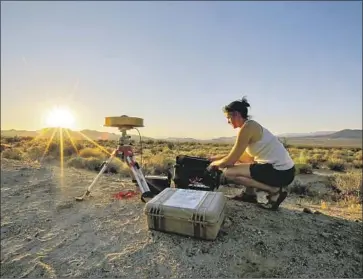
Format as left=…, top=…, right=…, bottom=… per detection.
left=278, top=131, right=336, bottom=138
left=325, top=129, right=362, bottom=139
left=164, top=137, right=200, bottom=143
left=167, top=129, right=363, bottom=143
left=0, top=128, right=152, bottom=142
left=1, top=128, right=361, bottom=145
left=279, top=129, right=362, bottom=140
left=164, top=136, right=236, bottom=144
left=281, top=129, right=362, bottom=148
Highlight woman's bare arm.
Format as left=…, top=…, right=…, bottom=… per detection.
left=213, top=121, right=256, bottom=168
left=209, top=154, right=226, bottom=161
left=237, top=151, right=255, bottom=163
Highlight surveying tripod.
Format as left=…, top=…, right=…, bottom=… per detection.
left=75, top=127, right=154, bottom=202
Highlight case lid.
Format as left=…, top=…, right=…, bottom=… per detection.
left=144, top=188, right=226, bottom=224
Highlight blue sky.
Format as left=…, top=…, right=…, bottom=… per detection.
left=1, top=1, right=362, bottom=139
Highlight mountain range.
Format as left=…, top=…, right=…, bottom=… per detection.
left=1, top=128, right=361, bottom=144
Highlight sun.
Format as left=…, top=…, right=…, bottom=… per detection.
left=45, top=106, right=76, bottom=129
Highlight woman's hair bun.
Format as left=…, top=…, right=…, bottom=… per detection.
left=241, top=96, right=250, bottom=108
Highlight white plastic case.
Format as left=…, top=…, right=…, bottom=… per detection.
left=144, top=188, right=226, bottom=240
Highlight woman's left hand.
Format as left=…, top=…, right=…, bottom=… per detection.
left=207, top=160, right=221, bottom=171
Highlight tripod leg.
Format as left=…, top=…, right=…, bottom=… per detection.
left=75, top=150, right=116, bottom=201
left=124, top=155, right=154, bottom=202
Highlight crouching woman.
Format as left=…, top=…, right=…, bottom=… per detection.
left=208, top=97, right=295, bottom=210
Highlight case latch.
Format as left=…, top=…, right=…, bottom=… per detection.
left=191, top=209, right=207, bottom=239
left=150, top=204, right=165, bottom=231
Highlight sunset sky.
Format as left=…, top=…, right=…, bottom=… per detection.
left=1, top=1, right=362, bottom=139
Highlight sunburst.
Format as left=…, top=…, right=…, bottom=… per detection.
left=38, top=106, right=121, bottom=183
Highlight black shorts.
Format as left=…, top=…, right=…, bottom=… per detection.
left=249, top=163, right=295, bottom=188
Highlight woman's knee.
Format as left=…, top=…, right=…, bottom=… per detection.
left=223, top=164, right=251, bottom=179
left=222, top=171, right=250, bottom=186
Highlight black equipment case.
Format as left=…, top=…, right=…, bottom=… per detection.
left=173, top=155, right=222, bottom=191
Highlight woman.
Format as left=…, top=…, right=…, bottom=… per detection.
left=208, top=97, right=296, bottom=210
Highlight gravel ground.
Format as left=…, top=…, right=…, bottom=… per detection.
left=1, top=158, right=362, bottom=278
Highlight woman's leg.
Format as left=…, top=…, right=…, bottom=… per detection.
left=223, top=163, right=280, bottom=194
left=222, top=163, right=290, bottom=210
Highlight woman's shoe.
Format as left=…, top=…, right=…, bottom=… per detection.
left=259, top=188, right=287, bottom=211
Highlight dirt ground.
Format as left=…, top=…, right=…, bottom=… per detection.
left=1, top=158, right=362, bottom=278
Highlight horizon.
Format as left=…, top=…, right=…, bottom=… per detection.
left=1, top=126, right=361, bottom=141
left=1, top=1, right=362, bottom=139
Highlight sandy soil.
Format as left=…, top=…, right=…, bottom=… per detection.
left=1, top=158, right=362, bottom=278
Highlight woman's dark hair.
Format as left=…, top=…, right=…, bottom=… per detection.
left=223, top=96, right=251, bottom=119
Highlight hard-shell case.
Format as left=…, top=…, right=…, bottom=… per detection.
left=144, top=188, right=226, bottom=240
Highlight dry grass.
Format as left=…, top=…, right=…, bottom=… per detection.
left=1, top=134, right=362, bottom=210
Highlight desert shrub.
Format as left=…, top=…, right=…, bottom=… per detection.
left=167, top=142, right=175, bottom=150
left=155, top=140, right=167, bottom=145
left=352, top=160, right=363, bottom=169
left=144, top=153, right=174, bottom=175
left=311, top=153, right=328, bottom=164
left=193, top=150, right=209, bottom=158
left=2, top=136, right=22, bottom=144
left=288, top=180, right=308, bottom=195
left=162, top=146, right=174, bottom=155
left=328, top=170, right=362, bottom=203
left=150, top=147, right=163, bottom=155
left=288, top=180, right=334, bottom=199
left=306, top=156, right=320, bottom=169
left=322, top=153, right=331, bottom=163
left=13, top=142, right=25, bottom=148
left=355, top=150, right=362, bottom=161
left=62, top=144, right=79, bottom=157
left=312, top=148, right=326, bottom=155
left=1, top=148, right=23, bottom=160
left=26, top=146, right=46, bottom=161
left=83, top=157, right=105, bottom=171
left=294, top=150, right=309, bottom=165
left=294, top=163, right=313, bottom=174
left=327, top=158, right=346, bottom=172
left=66, top=156, right=129, bottom=175
left=0, top=144, right=12, bottom=152
left=79, top=147, right=106, bottom=159
left=331, top=148, right=345, bottom=158
left=67, top=156, right=86, bottom=169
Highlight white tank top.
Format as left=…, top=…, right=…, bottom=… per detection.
left=245, top=120, right=295, bottom=170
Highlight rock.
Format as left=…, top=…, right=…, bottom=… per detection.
left=319, top=232, right=331, bottom=238
left=222, top=218, right=232, bottom=229
left=303, top=208, right=313, bottom=214
left=314, top=210, right=322, bottom=215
